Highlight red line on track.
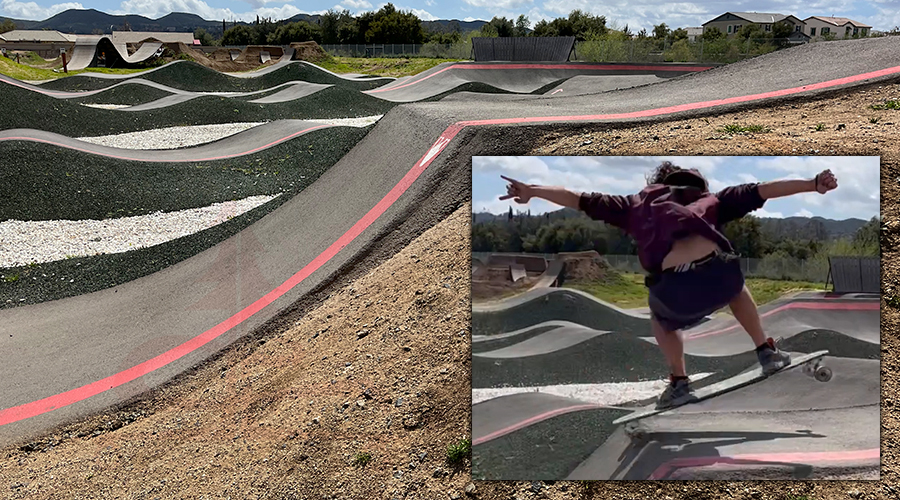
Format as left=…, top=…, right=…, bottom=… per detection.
left=472, top=404, right=603, bottom=446
left=3, top=63, right=898, bottom=427
left=685, top=301, right=879, bottom=340
left=649, top=448, right=880, bottom=479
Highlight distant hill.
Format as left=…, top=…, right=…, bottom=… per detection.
left=474, top=209, right=871, bottom=241
left=2, top=9, right=487, bottom=37
left=4, top=9, right=241, bottom=36
left=0, top=16, right=39, bottom=29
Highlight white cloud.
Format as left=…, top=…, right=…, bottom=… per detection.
left=114, top=0, right=309, bottom=22
left=408, top=7, right=437, bottom=21
left=795, top=208, right=814, bottom=217
left=462, top=0, right=531, bottom=9
left=340, top=0, right=372, bottom=10
left=0, top=0, right=82, bottom=20
left=756, top=208, right=786, bottom=218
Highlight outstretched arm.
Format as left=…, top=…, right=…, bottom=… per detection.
left=499, top=175, right=581, bottom=208
left=499, top=175, right=633, bottom=228
left=758, top=169, right=838, bottom=200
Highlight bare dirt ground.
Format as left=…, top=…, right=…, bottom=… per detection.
left=0, top=82, right=896, bottom=499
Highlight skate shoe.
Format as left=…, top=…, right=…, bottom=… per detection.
left=655, top=375, right=698, bottom=409
left=757, top=337, right=791, bottom=375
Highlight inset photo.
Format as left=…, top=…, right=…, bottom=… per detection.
left=470, top=156, right=880, bottom=481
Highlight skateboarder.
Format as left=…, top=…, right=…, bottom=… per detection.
left=499, top=162, right=839, bottom=408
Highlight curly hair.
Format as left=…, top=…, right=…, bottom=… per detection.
left=646, top=161, right=683, bottom=185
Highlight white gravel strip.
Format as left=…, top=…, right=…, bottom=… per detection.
left=471, top=373, right=714, bottom=406
left=0, top=194, right=278, bottom=268
left=75, top=116, right=384, bottom=150
left=79, top=103, right=131, bottom=110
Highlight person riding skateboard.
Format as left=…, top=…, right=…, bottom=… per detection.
left=499, top=162, right=839, bottom=408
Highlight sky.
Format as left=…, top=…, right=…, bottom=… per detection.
left=472, top=156, right=880, bottom=221
left=3, top=0, right=899, bottom=33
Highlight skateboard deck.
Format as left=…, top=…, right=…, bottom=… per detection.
left=612, top=350, right=831, bottom=426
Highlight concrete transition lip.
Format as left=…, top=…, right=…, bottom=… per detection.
left=0, top=37, right=894, bottom=473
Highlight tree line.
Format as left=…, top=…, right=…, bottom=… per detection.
left=472, top=209, right=879, bottom=261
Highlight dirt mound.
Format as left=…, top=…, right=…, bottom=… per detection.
left=234, top=45, right=284, bottom=64
left=290, top=41, right=330, bottom=63
left=165, top=43, right=274, bottom=72
left=558, top=250, right=617, bottom=283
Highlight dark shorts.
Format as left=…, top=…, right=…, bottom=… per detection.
left=646, top=251, right=745, bottom=332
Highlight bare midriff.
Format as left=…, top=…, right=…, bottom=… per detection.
left=661, top=234, right=722, bottom=271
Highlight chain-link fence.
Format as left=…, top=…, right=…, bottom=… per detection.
left=474, top=252, right=830, bottom=283
left=320, top=38, right=815, bottom=64
left=603, top=254, right=829, bottom=283
left=319, top=43, right=472, bottom=59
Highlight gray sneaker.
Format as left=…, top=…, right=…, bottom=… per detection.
left=655, top=376, right=698, bottom=409
left=757, top=337, right=791, bottom=375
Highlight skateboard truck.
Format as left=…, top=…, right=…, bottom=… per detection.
left=801, top=356, right=833, bottom=382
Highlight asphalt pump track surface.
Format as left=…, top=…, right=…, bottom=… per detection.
left=0, top=37, right=894, bottom=481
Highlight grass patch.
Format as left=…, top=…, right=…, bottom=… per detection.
left=446, top=438, right=471, bottom=465
left=871, top=99, right=900, bottom=110
left=717, top=123, right=771, bottom=134
left=316, top=56, right=464, bottom=78
left=815, top=123, right=826, bottom=131
left=352, top=451, right=372, bottom=467
left=568, top=273, right=648, bottom=308
left=570, top=272, right=826, bottom=309
left=0, top=55, right=147, bottom=81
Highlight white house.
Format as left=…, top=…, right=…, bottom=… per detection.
left=803, top=16, right=871, bottom=39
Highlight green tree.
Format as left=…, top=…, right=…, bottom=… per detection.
left=0, top=19, right=15, bottom=34
left=486, top=16, right=515, bottom=37
left=701, top=26, right=725, bottom=41
left=194, top=28, right=217, bottom=46
left=221, top=25, right=255, bottom=46
left=364, top=3, right=425, bottom=44
left=514, top=15, right=531, bottom=36
left=652, top=23, right=670, bottom=40
left=267, top=21, right=321, bottom=44
left=853, top=216, right=880, bottom=253
left=723, top=215, right=765, bottom=258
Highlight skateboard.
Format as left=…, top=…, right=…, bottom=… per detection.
left=612, top=350, right=832, bottom=442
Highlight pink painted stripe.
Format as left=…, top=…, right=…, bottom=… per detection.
left=455, top=64, right=900, bottom=126
left=366, top=62, right=712, bottom=94
left=0, top=124, right=332, bottom=162
left=649, top=448, right=880, bottom=479
left=4, top=62, right=898, bottom=427
left=473, top=404, right=602, bottom=446
left=0, top=124, right=465, bottom=427
left=686, top=301, right=879, bottom=340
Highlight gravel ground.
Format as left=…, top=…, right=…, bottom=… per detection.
left=0, top=194, right=278, bottom=267
left=76, top=116, right=383, bottom=149
left=1, top=85, right=396, bottom=136
left=79, top=103, right=131, bottom=110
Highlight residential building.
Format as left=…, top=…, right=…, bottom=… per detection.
left=685, top=27, right=703, bottom=42
left=702, top=12, right=806, bottom=38
left=0, top=30, right=77, bottom=58
left=803, top=17, right=871, bottom=39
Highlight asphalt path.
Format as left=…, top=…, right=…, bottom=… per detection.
left=1, top=36, right=896, bottom=457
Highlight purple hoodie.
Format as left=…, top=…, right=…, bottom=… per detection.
left=578, top=181, right=765, bottom=274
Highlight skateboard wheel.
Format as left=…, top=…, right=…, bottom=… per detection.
left=814, top=366, right=832, bottom=382
left=625, top=423, right=649, bottom=444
